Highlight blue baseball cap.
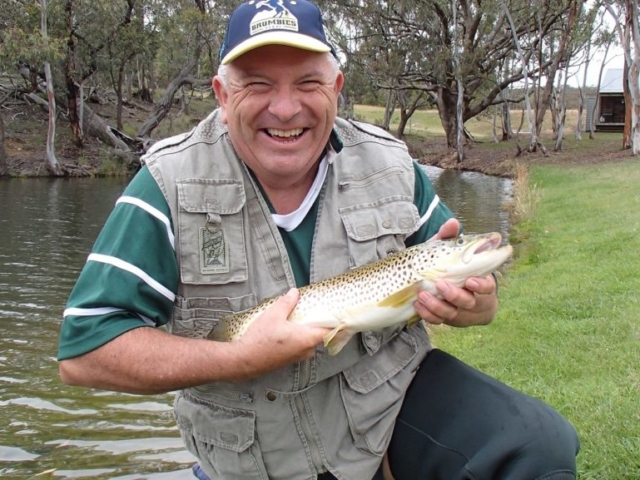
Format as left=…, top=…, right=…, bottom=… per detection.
left=219, top=0, right=336, bottom=65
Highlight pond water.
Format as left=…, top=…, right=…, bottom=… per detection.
left=0, top=167, right=511, bottom=479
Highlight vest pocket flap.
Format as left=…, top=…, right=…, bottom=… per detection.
left=342, top=330, right=418, bottom=394
left=177, top=180, right=245, bottom=214
left=340, top=197, right=419, bottom=242
left=177, top=396, right=256, bottom=452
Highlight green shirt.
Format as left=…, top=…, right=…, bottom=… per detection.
left=57, top=162, right=452, bottom=360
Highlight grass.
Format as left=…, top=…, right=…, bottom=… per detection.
left=351, top=104, right=629, bottom=158
left=431, top=160, right=640, bottom=479
left=353, top=104, right=584, bottom=140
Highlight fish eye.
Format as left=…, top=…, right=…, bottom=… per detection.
left=456, top=237, right=465, bottom=245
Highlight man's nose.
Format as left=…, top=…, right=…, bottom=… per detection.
left=268, top=87, right=302, bottom=121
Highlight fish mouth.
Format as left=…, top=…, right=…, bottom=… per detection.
left=462, top=232, right=503, bottom=262
left=473, top=232, right=503, bottom=253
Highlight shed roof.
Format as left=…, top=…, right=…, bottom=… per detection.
left=600, top=68, right=624, bottom=94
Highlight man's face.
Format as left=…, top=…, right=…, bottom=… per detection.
left=213, top=45, right=343, bottom=187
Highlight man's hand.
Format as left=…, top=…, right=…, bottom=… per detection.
left=59, top=288, right=329, bottom=394
left=233, top=288, right=330, bottom=379
left=414, top=218, right=499, bottom=327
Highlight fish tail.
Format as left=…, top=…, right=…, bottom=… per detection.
left=323, top=325, right=355, bottom=356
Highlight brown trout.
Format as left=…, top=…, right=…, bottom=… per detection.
left=208, top=232, right=513, bottom=355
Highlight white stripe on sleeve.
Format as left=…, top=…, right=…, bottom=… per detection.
left=87, top=253, right=176, bottom=302
left=117, top=196, right=175, bottom=250
left=418, top=195, right=440, bottom=228
left=63, top=307, right=125, bottom=317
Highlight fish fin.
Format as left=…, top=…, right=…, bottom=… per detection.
left=208, top=312, right=244, bottom=342
left=323, top=325, right=355, bottom=356
left=419, top=268, right=445, bottom=282
left=208, top=316, right=230, bottom=342
left=406, top=312, right=422, bottom=328
left=377, top=283, right=421, bottom=308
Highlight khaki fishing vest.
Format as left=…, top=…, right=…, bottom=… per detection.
left=144, top=110, right=433, bottom=480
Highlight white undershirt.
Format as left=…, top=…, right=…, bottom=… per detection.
left=271, top=151, right=334, bottom=232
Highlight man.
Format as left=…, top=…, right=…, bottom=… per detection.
left=58, top=1, right=580, bottom=479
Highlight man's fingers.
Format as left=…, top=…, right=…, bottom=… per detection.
left=268, top=288, right=300, bottom=317
left=430, top=218, right=460, bottom=240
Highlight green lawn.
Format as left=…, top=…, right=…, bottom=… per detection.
left=432, top=160, right=640, bottom=479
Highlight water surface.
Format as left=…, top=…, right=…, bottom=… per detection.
left=0, top=169, right=511, bottom=479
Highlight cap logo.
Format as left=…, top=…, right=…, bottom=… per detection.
left=250, top=0, right=299, bottom=35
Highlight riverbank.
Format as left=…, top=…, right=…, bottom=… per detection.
left=431, top=158, right=640, bottom=478
left=3, top=100, right=634, bottom=178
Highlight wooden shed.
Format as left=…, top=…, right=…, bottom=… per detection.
left=588, top=68, right=625, bottom=132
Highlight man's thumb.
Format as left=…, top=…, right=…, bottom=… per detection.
left=271, top=288, right=300, bottom=316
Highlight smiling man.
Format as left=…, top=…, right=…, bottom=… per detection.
left=57, top=1, right=579, bottom=479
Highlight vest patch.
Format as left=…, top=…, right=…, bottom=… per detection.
left=200, top=226, right=230, bottom=274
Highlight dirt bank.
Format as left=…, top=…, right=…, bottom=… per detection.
left=1, top=103, right=632, bottom=178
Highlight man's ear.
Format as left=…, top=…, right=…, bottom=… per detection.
left=335, top=71, right=345, bottom=95
left=212, top=77, right=228, bottom=124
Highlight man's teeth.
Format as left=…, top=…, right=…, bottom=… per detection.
left=267, top=128, right=303, bottom=138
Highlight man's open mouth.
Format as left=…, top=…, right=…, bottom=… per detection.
left=265, top=128, right=305, bottom=140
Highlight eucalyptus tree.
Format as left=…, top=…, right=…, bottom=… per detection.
left=324, top=0, right=581, bottom=152
left=134, top=0, right=240, bottom=139
left=575, top=4, right=604, bottom=140
left=604, top=0, right=640, bottom=154
left=41, top=0, right=63, bottom=175
left=0, top=0, right=65, bottom=173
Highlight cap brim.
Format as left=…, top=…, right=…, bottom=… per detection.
left=221, top=31, right=331, bottom=65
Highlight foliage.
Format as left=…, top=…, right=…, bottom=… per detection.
left=0, top=2, right=65, bottom=69
left=0, top=0, right=623, bottom=166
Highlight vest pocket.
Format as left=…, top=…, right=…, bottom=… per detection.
left=170, top=294, right=256, bottom=339
left=175, top=392, right=268, bottom=479
left=339, top=196, right=419, bottom=268
left=339, top=329, right=427, bottom=456
left=340, top=197, right=420, bottom=354
left=177, top=180, right=248, bottom=285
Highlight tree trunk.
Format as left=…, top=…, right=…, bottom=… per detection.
left=502, top=0, right=541, bottom=153
left=83, top=104, right=131, bottom=152
left=65, top=0, right=83, bottom=147
left=437, top=87, right=458, bottom=148
left=501, top=101, right=512, bottom=140
left=576, top=36, right=591, bottom=140
left=0, top=113, right=7, bottom=176
left=500, top=60, right=513, bottom=141
left=116, top=62, right=126, bottom=131
left=623, top=56, right=632, bottom=149
left=628, top=0, right=640, bottom=154
left=136, top=57, right=199, bottom=138
left=452, top=0, right=464, bottom=162
left=396, top=111, right=409, bottom=139
left=604, top=1, right=632, bottom=148
left=534, top=0, right=579, bottom=142
left=383, top=90, right=395, bottom=131
left=42, top=0, right=63, bottom=176
left=590, top=39, right=612, bottom=140
left=554, top=67, right=569, bottom=151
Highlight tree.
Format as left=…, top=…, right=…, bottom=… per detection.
left=325, top=0, right=581, bottom=152
left=604, top=0, right=640, bottom=152
left=589, top=30, right=615, bottom=140
left=531, top=0, right=580, bottom=153
left=575, top=4, right=602, bottom=140
left=0, top=113, right=6, bottom=176
left=41, top=0, right=63, bottom=176
left=503, top=0, right=538, bottom=152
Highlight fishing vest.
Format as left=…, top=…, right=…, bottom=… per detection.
left=143, top=109, right=433, bottom=480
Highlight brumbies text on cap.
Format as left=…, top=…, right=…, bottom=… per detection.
left=219, top=0, right=337, bottom=65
